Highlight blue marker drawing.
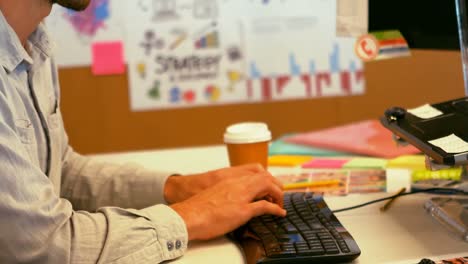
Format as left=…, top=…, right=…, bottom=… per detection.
left=94, top=1, right=110, bottom=21
left=309, top=60, right=316, bottom=75
left=169, top=86, right=181, bottom=103
left=250, top=62, right=262, bottom=79
left=289, top=54, right=301, bottom=76
left=349, top=61, right=356, bottom=73
left=330, top=43, right=340, bottom=73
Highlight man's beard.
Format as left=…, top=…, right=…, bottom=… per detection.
left=52, top=0, right=91, bottom=11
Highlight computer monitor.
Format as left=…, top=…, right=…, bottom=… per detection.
left=369, top=0, right=460, bottom=50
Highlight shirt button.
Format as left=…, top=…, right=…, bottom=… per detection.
left=167, top=241, right=174, bottom=251
left=175, top=240, right=182, bottom=249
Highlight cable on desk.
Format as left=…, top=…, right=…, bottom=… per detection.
left=332, top=188, right=468, bottom=213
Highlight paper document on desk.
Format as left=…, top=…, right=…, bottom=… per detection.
left=285, top=120, right=421, bottom=158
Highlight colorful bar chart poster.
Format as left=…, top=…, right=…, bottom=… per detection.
left=125, top=0, right=365, bottom=111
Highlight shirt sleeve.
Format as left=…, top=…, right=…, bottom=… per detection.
left=0, top=105, right=188, bottom=264
left=60, top=146, right=176, bottom=211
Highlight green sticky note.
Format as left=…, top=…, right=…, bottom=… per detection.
left=269, top=135, right=353, bottom=157
left=343, top=157, right=388, bottom=169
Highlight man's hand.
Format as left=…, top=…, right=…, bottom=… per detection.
left=164, top=164, right=282, bottom=204
left=170, top=171, right=285, bottom=241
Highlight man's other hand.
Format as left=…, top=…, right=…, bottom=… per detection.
left=164, top=164, right=283, bottom=204
left=170, top=171, right=286, bottom=241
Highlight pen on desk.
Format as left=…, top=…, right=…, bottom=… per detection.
left=380, top=187, right=406, bottom=212
left=283, top=179, right=341, bottom=190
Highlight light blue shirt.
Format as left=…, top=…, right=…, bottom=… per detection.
left=0, top=10, right=188, bottom=263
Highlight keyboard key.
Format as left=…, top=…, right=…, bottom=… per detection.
left=298, top=248, right=325, bottom=256
left=276, top=234, right=292, bottom=242
left=283, top=224, right=298, bottom=233
left=294, top=242, right=309, bottom=251
left=325, top=247, right=340, bottom=254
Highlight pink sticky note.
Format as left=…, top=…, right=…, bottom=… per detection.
left=301, top=158, right=351, bottom=169
left=91, top=41, right=125, bottom=75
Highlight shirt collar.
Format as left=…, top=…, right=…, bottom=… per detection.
left=0, top=9, right=55, bottom=73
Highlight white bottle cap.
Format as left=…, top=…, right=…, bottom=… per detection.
left=223, top=122, right=272, bottom=144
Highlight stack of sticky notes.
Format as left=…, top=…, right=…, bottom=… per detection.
left=268, top=154, right=389, bottom=170
left=268, top=134, right=463, bottom=183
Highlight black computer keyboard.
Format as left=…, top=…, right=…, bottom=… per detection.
left=234, top=192, right=361, bottom=264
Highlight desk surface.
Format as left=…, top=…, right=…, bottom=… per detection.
left=90, top=145, right=468, bottom=264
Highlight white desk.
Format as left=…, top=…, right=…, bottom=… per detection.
left=90, top=145, right=468, bottom=264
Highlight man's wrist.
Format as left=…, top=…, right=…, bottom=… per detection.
left=164, top=175, right=183, bottom=204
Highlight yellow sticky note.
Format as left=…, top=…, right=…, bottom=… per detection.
left=412, top=168, right=463, bottom=181
left=387, top=155, right=426, bottom=170
left=268, top=155, right=313, bottom=167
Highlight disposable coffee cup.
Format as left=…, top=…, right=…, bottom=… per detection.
left=223, top=122, right=272, bottom=168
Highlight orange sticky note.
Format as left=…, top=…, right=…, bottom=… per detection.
left=268, top=155, right=313, bottom=167
left=91, top=41, right=125, bottom=75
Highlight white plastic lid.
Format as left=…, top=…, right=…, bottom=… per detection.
left=223, top=122, right=272, bottom=144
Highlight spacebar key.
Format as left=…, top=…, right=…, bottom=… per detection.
left=297, top=248, right=325, bottom=256
left=268, top=250, right=296, bottom=258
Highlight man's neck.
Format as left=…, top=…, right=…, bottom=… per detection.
left=0, top=1, right=52, bottom=46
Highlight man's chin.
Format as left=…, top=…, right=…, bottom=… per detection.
left=53, top=0, right=91, bottom=11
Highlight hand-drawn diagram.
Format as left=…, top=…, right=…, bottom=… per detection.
left=152, top=0, right=179, bottom=21
left=193, top=0, right=218, bottom=19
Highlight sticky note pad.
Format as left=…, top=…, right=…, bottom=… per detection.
left=412, top=167, right=463, bottom=182
left=301, top=158, right=350, bottom=169
left=343, top=157, right=388, bottom=169
left=268, top=155, right=313, bottom=167
left=91, top=41, right=125, bottom=75
left=387, top=155, right=426, bottom=170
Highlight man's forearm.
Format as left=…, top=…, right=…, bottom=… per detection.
left=60, top=148, right=175, bottom=211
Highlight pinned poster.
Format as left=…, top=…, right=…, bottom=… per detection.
left=125, top=0, right=366, bottom=111
left=91, top=41, right=126, bottom=75
left=336, top=0, right=368, bottom=37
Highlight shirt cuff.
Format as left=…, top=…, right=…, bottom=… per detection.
left=134, top=168, right=177, bottom=206
left=140, top=204, right=188, bottom=261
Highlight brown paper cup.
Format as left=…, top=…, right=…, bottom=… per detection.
left=224, top=122, right=272, bottom=168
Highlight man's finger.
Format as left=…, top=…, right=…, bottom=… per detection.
left=249, top=200, right=287, bottom=218
left=253, top=177, right=284, bottom=208
left=271, top=176, right=284, bottom=190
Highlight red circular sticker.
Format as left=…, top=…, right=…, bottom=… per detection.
left=355, top=34, right=380, bottom=62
